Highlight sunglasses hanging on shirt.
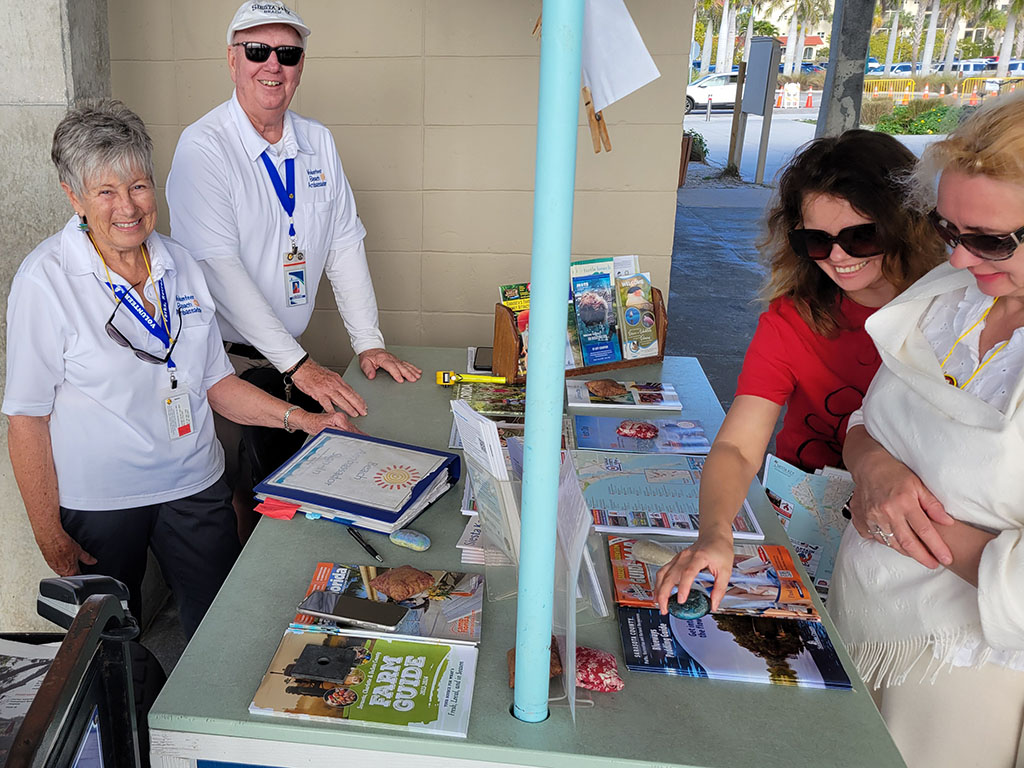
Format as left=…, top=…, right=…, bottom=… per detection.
left=788, top=223, right=885, bottom=261
left=232, top=41, right=304, bottom=66
left=929, top=210, right=1024, bottom=262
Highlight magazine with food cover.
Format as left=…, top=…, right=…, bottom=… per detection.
left=565, top=379, right=681, bottom=411
left=571, top=415, right=710, bottom=455
left=250, top=628, right=478, bottom=738
left=291, top=562, right=484, bottom=645
left=607, top=538, right=819, bottom=621
left=571, top=451, right=763, bottom=540
left=617, top=607, right=851, bottom=690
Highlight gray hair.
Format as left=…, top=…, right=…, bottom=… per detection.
left=51, top=99, right=154, bottom=197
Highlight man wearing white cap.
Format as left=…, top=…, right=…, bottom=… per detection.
left=167, top=1, right=421, bottom=530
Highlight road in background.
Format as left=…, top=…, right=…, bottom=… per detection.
left=687, top=108, right=946, bottom=184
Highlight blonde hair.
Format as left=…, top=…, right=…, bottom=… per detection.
left=912, top=91, right=1024, bottom=209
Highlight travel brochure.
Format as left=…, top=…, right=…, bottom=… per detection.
left=607, top=538, right=819, bottom=621
left=571, top=450, right=763, bottom=540
left=291, top=562, right=485, bottom=645
left=565, top=379, right=681, bottom=411
left=570, top=414, right=711, bottom=455
left=617, top=607, right=852, bottom=690
left=762, top=454, right=854, bottom=597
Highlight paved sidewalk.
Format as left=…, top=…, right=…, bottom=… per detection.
left=667, top=167, right=773, bottom=407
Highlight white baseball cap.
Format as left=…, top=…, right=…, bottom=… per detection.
left=226, top=1, right=311, bottom=46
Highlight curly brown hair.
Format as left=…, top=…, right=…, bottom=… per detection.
left=758, top=129, right=946, bottom=337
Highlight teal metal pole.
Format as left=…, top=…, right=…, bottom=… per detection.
left=513, top=0, right=585, bottom=724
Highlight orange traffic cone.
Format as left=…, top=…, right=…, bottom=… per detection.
left=775, top=89, right=782, bottom=108
left=922, top=84, right=930, bottom=100
left=804, top=90, right=813, bottom=108
left=901, top=89, right=910, bottom=105
left=969, top=86, right=978, bottom=106
left=939, top=84, right=946, bottom=97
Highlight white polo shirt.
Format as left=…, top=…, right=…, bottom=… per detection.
left=166, top=92, right=375, bottom=349
left=2, top=219, right=234, bottom=511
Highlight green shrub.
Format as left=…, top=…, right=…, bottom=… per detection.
left=685, top=129, right=709, bottom=162
left=875, top=103, right=962, bottom=135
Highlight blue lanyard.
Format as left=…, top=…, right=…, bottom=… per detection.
left=107, top=278, right=175, bottom=368
left=259, top=151, right=297, bottom=248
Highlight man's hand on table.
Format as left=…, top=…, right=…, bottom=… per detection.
left=358, top=348, right=423, bottom=382
left=290, top=358, right=368, bottom=417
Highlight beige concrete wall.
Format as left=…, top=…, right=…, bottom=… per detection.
left=1, top=0, right=110, bottom=631
left=108, top=0, right=690, bottom=363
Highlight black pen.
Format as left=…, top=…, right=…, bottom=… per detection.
left=348, top=525, right=383, bottom=563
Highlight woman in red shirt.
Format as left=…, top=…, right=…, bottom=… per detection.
left=655, top=130, right=945, bottom=611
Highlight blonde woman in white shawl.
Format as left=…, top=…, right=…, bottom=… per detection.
left=831, top=92, right=1024, bottom=768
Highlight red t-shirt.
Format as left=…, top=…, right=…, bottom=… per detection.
left=735, top=295, right=880, bottom=471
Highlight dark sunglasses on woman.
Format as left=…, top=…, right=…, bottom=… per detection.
left=232, top=41, right=304, bottom=67
left=788, top=223, right=884, bottom=261
left=105, top=292, right=182, bottom=364
left=929, top=210, right=1024, bottom=261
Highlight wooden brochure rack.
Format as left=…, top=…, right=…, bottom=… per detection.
left=493, top=287, right=668, bottom=385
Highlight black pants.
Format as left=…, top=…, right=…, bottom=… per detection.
left=59, top=477, right=241, bottom=639
left=237, top=365, right=320, bottom=484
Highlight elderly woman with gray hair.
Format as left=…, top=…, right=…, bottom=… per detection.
left=2, top=100, right=355, bottom=638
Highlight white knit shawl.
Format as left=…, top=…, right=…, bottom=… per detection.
left=829, top=263, right=1024, bottom=688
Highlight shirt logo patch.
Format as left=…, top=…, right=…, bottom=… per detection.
left=306, top=168, right=327, bottom=189
left=176, top=294, right=202, bottom=316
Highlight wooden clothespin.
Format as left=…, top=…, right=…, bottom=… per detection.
left=532, top=13, right=542, bottom=39
left=582, top=86, right=612, bottom=154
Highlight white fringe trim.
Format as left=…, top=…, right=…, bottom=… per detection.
left=846, top=630, right=1024, bottom=690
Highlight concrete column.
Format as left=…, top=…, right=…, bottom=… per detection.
left=815, top=0, right=873, bottom=138
left=0, top=0, right=109, bottom=631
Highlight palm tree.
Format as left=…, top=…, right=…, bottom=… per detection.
left=996, top=0, right=1024, bottom=76
left=911, top=2, right=928, bottom=72
left=920, top=0, right=943, bottom=75
left=698, top=0, right=721, bottom=76
left=878, top=0, right=902, bottom=75
left=716, top=0, right=733, bottom=72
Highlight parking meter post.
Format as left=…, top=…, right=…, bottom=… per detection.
left=727, top=62, right=747, bottom=172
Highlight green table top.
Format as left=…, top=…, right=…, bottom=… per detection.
left=149, top=346, right=904, bottom=768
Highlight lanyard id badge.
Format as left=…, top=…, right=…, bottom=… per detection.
left=161, top=381, right=194, bottom=441
left=283, top=249, right=307, bottom=307
left=260, top=151, right=308, bottom=307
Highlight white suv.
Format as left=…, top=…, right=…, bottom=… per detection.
left=685, top=73, right=740, bottom=113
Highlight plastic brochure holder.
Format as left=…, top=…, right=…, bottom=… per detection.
left=461, top=455, right=521, bottom=603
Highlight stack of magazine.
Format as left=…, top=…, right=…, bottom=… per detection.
left=250, top=562, right=483, bottom=738
left=608, top=538, right=852, bottom=689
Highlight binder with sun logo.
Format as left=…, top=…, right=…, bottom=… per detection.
left=255, top=428, right=461, bottom=534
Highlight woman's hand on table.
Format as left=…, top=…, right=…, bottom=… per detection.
left=293, top=409, right=366, bottom=437
left=358, top=348, right=422, bottom=383
left=653, top=531, right=734, bottom=614
left=846, top=432, right=954, bottom=569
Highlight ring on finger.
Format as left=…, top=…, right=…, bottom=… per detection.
left=869, top=524, right=895, bottom=546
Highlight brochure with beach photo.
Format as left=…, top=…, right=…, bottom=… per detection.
left=607, top=538, right=819, bottom=621
left=250, top=628, right=478, bottom=738
left=617, top=607, right=851, bottom=690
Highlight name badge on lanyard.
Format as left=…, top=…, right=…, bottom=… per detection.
left=260, top=151, right=307, bottom=307
left=109, top=277, right=193, bottom=441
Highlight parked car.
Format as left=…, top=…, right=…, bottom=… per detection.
left=685, top=72, right=740, bottom=113
left=778, top=61, right=825, bottom=74
left=935, top=59, right=993, bottom=74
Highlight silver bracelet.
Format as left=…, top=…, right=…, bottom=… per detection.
left=283, top=405, right=302, bottom=433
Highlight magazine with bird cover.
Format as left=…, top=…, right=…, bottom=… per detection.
left=250, top=628, right=478, bottom=738
left=571, top=451, right=763, bottom=540
left=617, top=607, right=851, bottom=690
left=607, top=538, right=819, bottom=621
left=615, top=273, right=659, bottom=360
left=291, top=562, right=484, bottom=645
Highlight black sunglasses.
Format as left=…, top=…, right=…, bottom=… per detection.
left=929, top=209, right=1024, bottom=261
left=788, top=223, right=884, bottom=261
left=105, top=292, right=182, bottom=364
left=232, top=41, right=304, bottom=67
